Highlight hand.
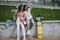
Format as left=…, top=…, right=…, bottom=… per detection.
left=21, top=20, right=26, bottom=26
left=11, top=10, right=15, bottom=13
left=11, top=10, right=18, bottom=14
left=27, top=0, right=33, bottom=9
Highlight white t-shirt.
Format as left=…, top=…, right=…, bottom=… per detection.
left=24, top=8, right=32, bottom=20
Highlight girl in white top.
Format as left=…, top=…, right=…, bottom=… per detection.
left=23, top=0, right=35, bottom=36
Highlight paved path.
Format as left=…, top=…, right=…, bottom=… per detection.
left=33, top=5, right=60, bottom=9
left=0, top=21, right=60, bottom=37
left=0, top=3, right=60, bottom=9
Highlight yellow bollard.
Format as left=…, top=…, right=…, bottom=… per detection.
left=37, top=22, right=43, bottom=39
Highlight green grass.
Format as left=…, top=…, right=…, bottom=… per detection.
left=31, top=8, right=60, bottom=20
left=0, top=5, right=17, bottom=22
left=0, top=5, right=60, bottom=22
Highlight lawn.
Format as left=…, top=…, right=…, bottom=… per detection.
left=31, top=8, right=60, bottom=20
left=0, top=5, right=17, bottom=22
left=0, top=5, right=60, bottom=22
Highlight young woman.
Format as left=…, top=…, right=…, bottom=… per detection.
left=16, top=5, right=26, bottom=40
left=23, top=0, right=35, bottom=36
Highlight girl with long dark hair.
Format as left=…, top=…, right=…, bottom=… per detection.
left=16, top=5, right=26, bottom=40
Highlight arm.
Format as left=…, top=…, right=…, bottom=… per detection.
left=27, top=0, right=33, bottom=9
left=11, top=10, right=17, bottom=22
left=11, top=10, right=18, bottom=14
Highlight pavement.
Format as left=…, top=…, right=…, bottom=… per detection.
left=0, top=21, right=60, bottom=37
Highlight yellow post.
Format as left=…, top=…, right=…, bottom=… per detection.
left=37, top=22, right=43, bottom=39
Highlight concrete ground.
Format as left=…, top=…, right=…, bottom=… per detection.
left=0, top=37, right=60, bottom=40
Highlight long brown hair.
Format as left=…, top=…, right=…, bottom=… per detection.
left=17, top=5, right=23, bottom=13
left=23, top=5, right=28, bottom=11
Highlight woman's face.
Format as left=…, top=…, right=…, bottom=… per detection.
left=21, top=6, right=23, bottom=11
left=25, top=6, right=28, bottom=11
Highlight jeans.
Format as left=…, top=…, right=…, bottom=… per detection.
left=26, top=18, right=35, bottom=35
